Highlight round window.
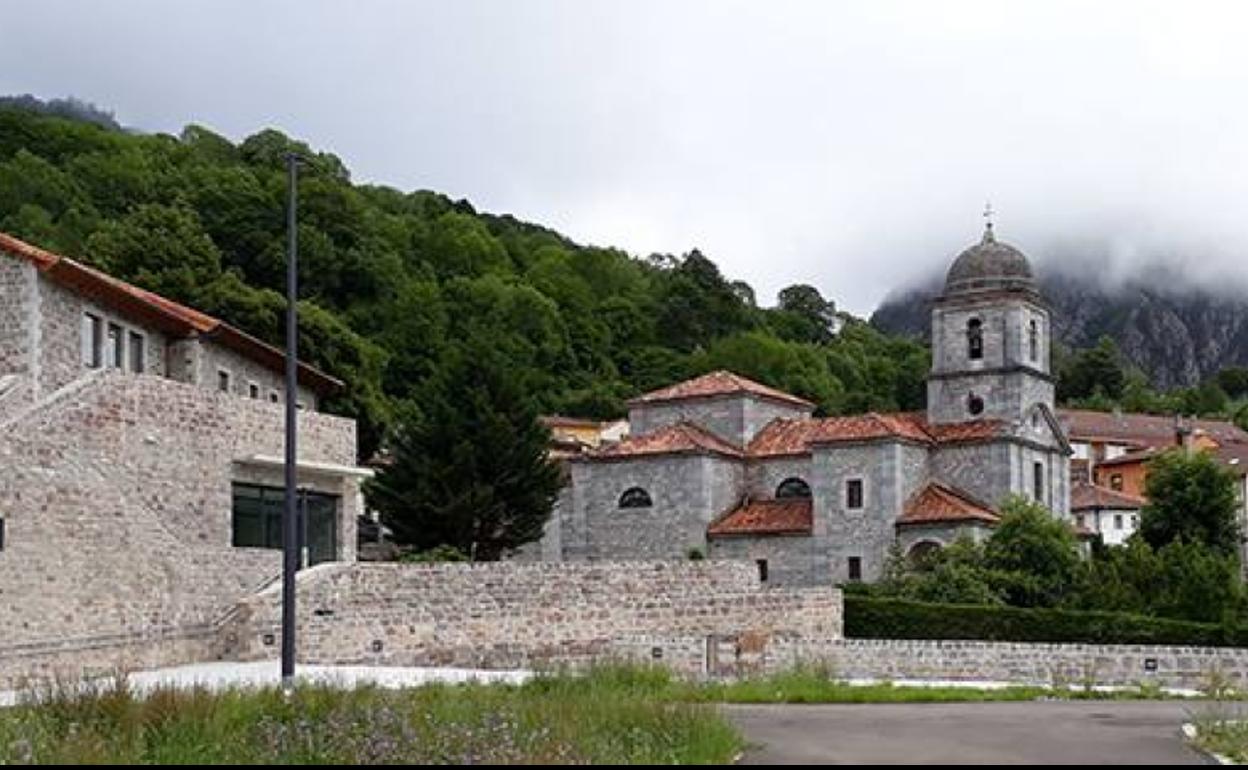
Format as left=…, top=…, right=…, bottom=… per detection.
left=968, top=394, right=985, bottom=416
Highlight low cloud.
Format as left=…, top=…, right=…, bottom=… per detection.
left=2, top=0, right=1247, bottom=314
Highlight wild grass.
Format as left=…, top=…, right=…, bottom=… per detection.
left=0, top=667, right=742, bottom=765
left=0, top=661, right=1224, bottom=764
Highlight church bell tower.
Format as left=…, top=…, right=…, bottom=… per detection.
left=926, top=217, right=1054, bottom=426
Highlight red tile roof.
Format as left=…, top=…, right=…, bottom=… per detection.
left=1215, top=444, right=1248, bottom=477
left=0, top=231, right=342, bottom=394
left=1058, top=408, right=1248, bottom=447
left=747, top=412, right=1006, bottom=456
left=584, top=421, right=744, bottom=460
left=1095, top=445, right=1167, bottom=468
left=540, top=415, right=604, bottom=429
left=628, top=370, right=814, bottom=409
left=897, top=482, right=1000, bottom=526
left=707, top=498, right=813, bottom=536
left=1070, top=481, right=1146, bottom=511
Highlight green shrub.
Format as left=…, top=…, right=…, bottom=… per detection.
left=399, top=545, right=469, bottom=563
left=845, top=595, right=1248, bottom=647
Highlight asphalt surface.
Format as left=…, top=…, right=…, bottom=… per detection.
left=725, top=701, right=1225, bottom=764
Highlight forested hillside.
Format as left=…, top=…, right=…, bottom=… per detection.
left=0, top=101, right=929, bottom=458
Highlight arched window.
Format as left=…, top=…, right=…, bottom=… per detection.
left=908, top=541, right=942, bottom=564
left=775, top=477, right=812, bottom=499
left=618, top=487, right=653, bottom=509
left=1028, top=319, right=1039, bottom=362
left=967, top=393, right=984, bottom=416
left=967, top=318, right=983, bottom=360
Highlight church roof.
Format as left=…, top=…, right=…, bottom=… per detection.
left=896, top=482, right=1000, bottom=526
left=944, top=225, right=1036, bottom=296
left=748, top=412, right=1007, bottom=457
left=1070, top=481, right=1146, bottom=511
left=707, top=498, right=813, bottom=537
left=582, top=421, right=744, bottom=460
left=627, top=370, right=814, bottom=409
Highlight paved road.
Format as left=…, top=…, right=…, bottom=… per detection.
left=725, top=701, right=1222, bottom=764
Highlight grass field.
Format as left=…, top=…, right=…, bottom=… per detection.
left=0, top=668, right=742, bottom=765
left=0, top=663, right=1224, bottom=764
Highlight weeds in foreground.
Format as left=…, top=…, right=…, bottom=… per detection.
left=0, top=667, right=742, bottom=765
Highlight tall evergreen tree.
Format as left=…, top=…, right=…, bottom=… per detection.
left=365, top=343, right=562, bottom=560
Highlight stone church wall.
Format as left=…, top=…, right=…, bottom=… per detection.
left=709, top=535, right=825, bottom=586
left=568, top=454, right=743, bottom=560
left=628, top=395, right=808, bottom=446
left=812, top=441, right=906, bottom=583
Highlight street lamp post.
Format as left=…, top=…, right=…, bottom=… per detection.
left=282, top=152, right=301, bottom=692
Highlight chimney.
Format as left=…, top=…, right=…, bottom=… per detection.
left=1175, top=414, right=1194, bottom=454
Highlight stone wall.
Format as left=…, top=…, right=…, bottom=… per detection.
left=708, top=535, right=824, bottom=587
left=567, top=454, right=744, bottom=560
left=812, top=441, right=904, bottom=583
left=0, top=370, right=362, bottom=687
left=195, top=336, right=319, bottom=410
left=769, top=638, right=1248, bottom=691
left=0, top=256, right=34, bottom=380
left=220, top=561, right=843, bottom=670
left=628, top=395, right=809, bottom=446
left=37, top=274, right=169, bottom=397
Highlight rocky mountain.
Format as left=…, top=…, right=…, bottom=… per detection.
left=870, top=269, right=1248, bottom=390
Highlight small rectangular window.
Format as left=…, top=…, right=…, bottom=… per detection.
left=847, top=557, right=862, bottom=582
left=82, top=313, right=102, bottom=367
left=846, top=479, right=864, bottom=509
left=129, top=331, right=145, bottom=373
left=270, top=391, right=280, bottom=403
left=1114, top=514, right=1124, bottom=530
left=1110, top=474, right=1123, bottom=491
left=0, top=516, right=5, bottom=551
left=249, top=382, right=260, bottom=399
left=756, top=559, right=768, bottom=583
left=107, top=323, right=123, bottom=368
left=218, top=370, right=231, bottom=393
left=1076, top=514, right=1085, bottom=529
left=1033, top=462, right=1044, bottom=503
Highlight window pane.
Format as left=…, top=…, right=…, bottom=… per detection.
left=108, top=323, right=123, bottom=368
left=218, top=370, right=231, bottom=392
left=82, top=314, right=102, bottom=367
left=129, top=332, right=145, bottom=373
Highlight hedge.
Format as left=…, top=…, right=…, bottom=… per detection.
left=844, top=595, right=1248, bottom=648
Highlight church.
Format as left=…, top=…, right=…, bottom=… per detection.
left=534, top=224, right=1073, bottom=586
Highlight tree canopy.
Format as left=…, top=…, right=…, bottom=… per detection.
left=0, top=102, right=932, bottom=462
left=1140, top=449, right=1241, bottom=556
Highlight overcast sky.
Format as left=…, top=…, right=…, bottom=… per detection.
left=3, top=0, right=1247, bottom=314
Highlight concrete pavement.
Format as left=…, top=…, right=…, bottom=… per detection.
left=725, top=701, right=1224, bottom=764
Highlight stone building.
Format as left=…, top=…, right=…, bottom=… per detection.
left=538, top=225, right=1072, bottom=584
left=0, top=232, right=372, bottom=674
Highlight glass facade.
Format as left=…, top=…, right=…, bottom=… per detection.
left=231, top=482, right=339, bottom=566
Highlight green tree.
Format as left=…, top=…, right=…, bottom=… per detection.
left=1058, top=336, right=1126, bottom=402
left=773, top=283, right=838, bottom=344
left=1140, top=449, right=1241, bottom=556
left=83, top=203, right=223, bottom=303
left=365, top=344, right=562, bottom=560
left=1217, top=367, right=1248, bottom=400
left=982, top=495, right=1081, bottom=607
